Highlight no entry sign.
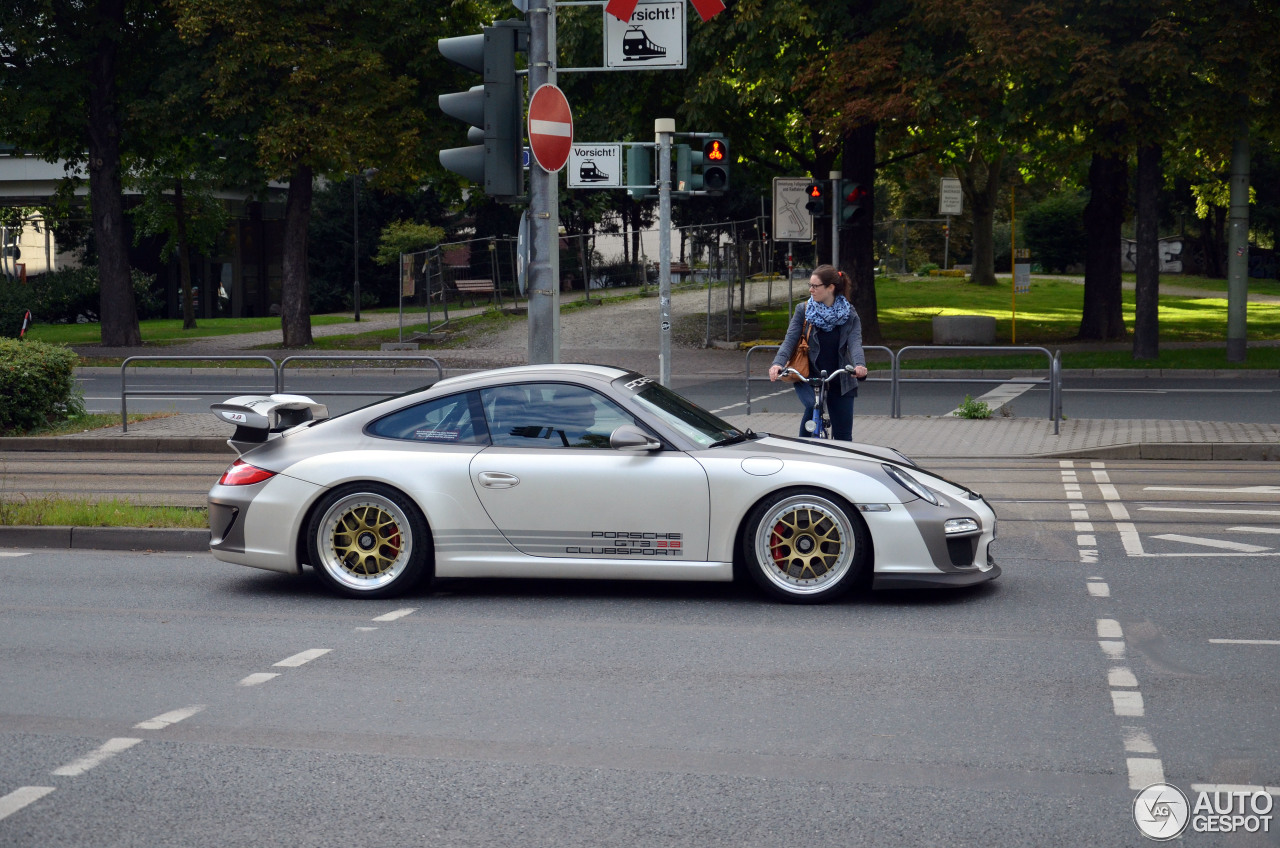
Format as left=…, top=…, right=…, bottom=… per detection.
left=528, top=84, right=573, bottom=173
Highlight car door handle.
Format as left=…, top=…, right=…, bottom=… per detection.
left=477, top=471, right=520, bottom=489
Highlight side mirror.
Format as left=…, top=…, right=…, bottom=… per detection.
left=609, top=424, right=662, bottom=451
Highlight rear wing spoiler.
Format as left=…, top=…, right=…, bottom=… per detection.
left=211, top=394, right=329, bottom=454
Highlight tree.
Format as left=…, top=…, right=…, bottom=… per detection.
left=171, top=0, right=445, bottom=347
left=0, top=0, right=177, bottom=346
left=129, top=161, right=229, bottom=329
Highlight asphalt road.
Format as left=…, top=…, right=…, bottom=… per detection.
left=1, top=459, right=1277, bottom=845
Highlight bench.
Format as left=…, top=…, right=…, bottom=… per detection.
left=452, top=278, right=499, bottom=307
left=651, top=262, right=694, bottom=281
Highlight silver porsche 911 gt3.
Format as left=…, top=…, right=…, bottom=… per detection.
left=207, top=364, right=999, bottom=603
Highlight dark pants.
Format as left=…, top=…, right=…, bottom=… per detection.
left=793, top=382, right=856, bottom=440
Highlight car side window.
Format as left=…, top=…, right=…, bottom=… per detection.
left=368, top=391, right=487, bottom=444
left=481, top=383, right=635, bottom=449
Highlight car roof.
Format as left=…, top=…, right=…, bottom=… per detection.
left=430, top=363, right=633, bottom=393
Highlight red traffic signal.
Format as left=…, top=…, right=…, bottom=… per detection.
left=701, top=137, right=729, bottom=191
left=804, top=182, right=824, bottom=214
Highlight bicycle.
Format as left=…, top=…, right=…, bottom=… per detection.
left=781, top=364, right=860, bottom=439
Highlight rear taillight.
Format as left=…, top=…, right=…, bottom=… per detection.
left=218, top=459, right=277, bottom=486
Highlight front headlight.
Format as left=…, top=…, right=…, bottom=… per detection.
left=944, top=518, right=980, bottom=535
left=882, top=464, right=940, bottom=506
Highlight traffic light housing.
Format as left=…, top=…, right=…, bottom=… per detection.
left=839, top=179, right=869, bottom=227
left=627, top=145, right=655, bottom=199
left=438, top=21, right=527, bottom=198
left=701, top=136, right=728, bottom=191
left=804, top=182, right=825, bottom=214
left=675, top=143, right=700, bottom=193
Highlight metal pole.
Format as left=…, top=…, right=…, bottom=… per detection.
left=527, top=0, right=560, bottom=364
left=830, top=170, right=841, bottom=269
left=1226, top=117, right=1250, bottom=362
left=352, top=174, right=361, bottom=321
left=398, top=252, right=404, bottom=343
left=657, top=118, right=673, bottom=385
left=944, top=215, right=950, bottom=270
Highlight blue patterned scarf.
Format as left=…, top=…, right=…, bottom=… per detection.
left=805, top=295, right=851, bottom=332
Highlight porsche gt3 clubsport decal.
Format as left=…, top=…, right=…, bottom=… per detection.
left=435, top=527, right=687, bottom=559
left=567, top=531, right=683, bottom=557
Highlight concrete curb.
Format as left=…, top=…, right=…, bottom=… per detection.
left=0, top=525, right=210, bottom=552
left=0, top=436, right=233, bottom=453
left=1042, top=442, right=1280, bottom=461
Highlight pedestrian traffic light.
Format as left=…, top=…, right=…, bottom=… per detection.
left=839, top=179, right=869, bottom=227
left=804, top=183, right=825, bottom=214
left=701, top=135, right=728, bottom=192
left=627, top=145, right=654, bottom=199
left=438, top=21, right=528, bottom=199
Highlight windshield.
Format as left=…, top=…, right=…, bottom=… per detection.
left=616, top=375, right=743, bottom=448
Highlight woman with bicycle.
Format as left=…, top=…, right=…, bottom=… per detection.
left=767, top=264, right=868, bottom=440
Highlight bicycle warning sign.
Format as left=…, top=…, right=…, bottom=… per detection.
left=605, top=1, right=685, bottom=69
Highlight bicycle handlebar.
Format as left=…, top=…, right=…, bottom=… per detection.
left=781, top=365, right=862, bottom=384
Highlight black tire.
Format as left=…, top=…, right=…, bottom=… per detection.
left=741, top=489, right=869, bottom=603
left=306, top=483, right=431, bottom=599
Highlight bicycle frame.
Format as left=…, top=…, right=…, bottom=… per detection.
left=781, top=366, right=854, bottom=439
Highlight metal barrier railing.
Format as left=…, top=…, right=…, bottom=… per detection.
left=744, top=344, right=1062, bottom=434
left=894, top=345, right=1059, bottom=434
left=121, top=355, right=279, bottom=433
left=119, top=354, right=444, bottom=432
left=278, top=354, right=443, bottom=395
left=744, top=344, right=895, bottom=415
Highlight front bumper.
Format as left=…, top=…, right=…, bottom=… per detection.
left=873, top=561, right=1001, bottom=590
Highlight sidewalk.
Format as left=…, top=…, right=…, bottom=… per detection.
left=15, top=277, right=1280, bottom=462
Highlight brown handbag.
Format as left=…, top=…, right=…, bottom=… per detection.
left=781, top=321, right=810, bottom=382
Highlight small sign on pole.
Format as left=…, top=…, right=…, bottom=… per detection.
left=567, top=144, right=622, bottom=188
left=939, top=177, right=963, bottom=216
left=604, top=1, right=686, bottom=69
left=773, top=178, right=814, bottom=242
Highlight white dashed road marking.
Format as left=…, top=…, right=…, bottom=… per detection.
left=238, top=672, right=280, bottom=687
left=134, top=705, right=205, bottom=731
left=372, top=608, right=417, bottom=622
left=273, top=648, right=331, bottom=668
left=1209, top=638, right=1280, bottom=646
left=0, top=552, right=32, bottom=557
left=0, top=786, right=55, bottom=822
left=1127, top=757, right=1165, bottom=790
left=51, top=738, right=141, bottom=777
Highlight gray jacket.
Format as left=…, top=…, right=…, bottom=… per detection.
left=771, top=301, right=867, bottom=396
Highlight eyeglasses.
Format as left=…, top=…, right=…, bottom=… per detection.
left=808, top=283, right=828, bottom=290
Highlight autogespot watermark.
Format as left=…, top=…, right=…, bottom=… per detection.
left=1134, top=783, right=1275, bottom=840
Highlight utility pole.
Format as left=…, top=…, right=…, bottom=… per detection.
left=656, top=118, right=673, bottom=385
left=830, top=170, right=841, bottom=269
left=527, top=0, right=560, bottom=364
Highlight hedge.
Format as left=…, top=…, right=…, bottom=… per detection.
left=0, top=338, right=85, bottom=433
left=0, top=267, right=164, bottom=337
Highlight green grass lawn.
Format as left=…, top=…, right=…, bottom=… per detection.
left=23, top=313, right=357, bottom=346
left=753, top=274, right=1280, bottom=369
left=0, top=496, right=206, bottom=528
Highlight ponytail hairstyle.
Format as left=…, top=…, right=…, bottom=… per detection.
left=812, top=264, right=850, bottom=299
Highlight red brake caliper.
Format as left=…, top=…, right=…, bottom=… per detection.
left=769, top=522, right=787, bottom=565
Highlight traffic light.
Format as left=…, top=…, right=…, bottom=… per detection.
left=627, top=145, right=654, bottom=199
left=839, top=179, right=869, bottom=227
left=804, top=182, right=825, bottom=214
left=438, top=21, right=528, bottom=198
left=701, top=136, right=728, bottom=191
